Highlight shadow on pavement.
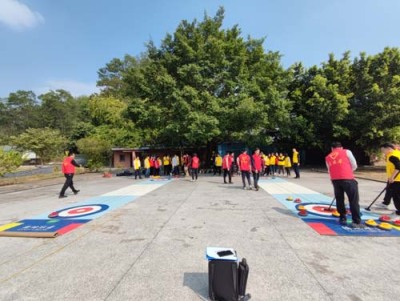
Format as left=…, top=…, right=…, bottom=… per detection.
left=183, top=272, right=208, bottom=300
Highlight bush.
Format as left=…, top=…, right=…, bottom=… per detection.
left=0, top=149, right=23, bottom=176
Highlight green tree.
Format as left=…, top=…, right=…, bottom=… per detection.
left=11, top=128, right=66, bottom=164
left=103, top=7, right=290, bottom=150
left=0, top=149, right=23, bottom=176
left=38, top=90, right=78, bottom=136
left=347, top=48, right=400, bottom=156
left=0, top=90, right=40, bottom=140
left=76, top=137, right=112, bottom=170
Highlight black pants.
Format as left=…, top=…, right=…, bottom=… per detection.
left=223, top=168, right=232, bottom=183
left=214, top=166, right=222, bottom=175
left=252, top=171, right=260, bottom=188
left=60, top=174, right=77, bottom=196
left=293, top=163, right=300, bottom=178
left=134, top=169, right=142, bottom=179
left=192, top=168, right=198, bottom=180
left=241, top=171, right=251, bottom=187
left=383, top=182, right=393, bottom=205
left=391, top=182, right=400, bottom=214
left=332, top=179, right=361, bottom=223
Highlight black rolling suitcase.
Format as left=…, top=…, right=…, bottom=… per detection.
left=208, top=257, right=250, bottom=301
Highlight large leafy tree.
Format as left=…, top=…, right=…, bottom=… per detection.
left=100, top=7, right=290, bottom=149
left=347, top=48, right=400, bottom=155
left=38, top=90, right=80, bottom=136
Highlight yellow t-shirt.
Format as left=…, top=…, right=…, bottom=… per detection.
left=215, top=156, right=222, bottom=167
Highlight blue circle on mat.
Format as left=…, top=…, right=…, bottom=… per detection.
left=53, top=204, right=109, bottom=219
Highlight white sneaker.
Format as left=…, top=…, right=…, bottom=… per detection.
left=375, top=203, right=389, bottom=209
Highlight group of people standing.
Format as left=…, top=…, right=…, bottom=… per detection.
left=217, top=148, right=301, bottom=191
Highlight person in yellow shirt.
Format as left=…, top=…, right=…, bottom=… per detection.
left=133, top=156, right=142, bottom=179
left=214, top=153, right=223, bottom=176
left=264, top=154, right=270, bottom=176
left=284, top=153, right=292, bottom=177
left=292, top=148, right=300, bottom=178
left=144, top=155, right=150, bottom=178
left=270, top=153, right=276, bottom=176
left=381, top=143, right=400, bottom=216
left=163, top=155, right=171, bottom=175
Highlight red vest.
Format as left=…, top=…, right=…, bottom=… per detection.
left=252, top=154, right=262, bottom=171
left=238, top=154, right=251, bottom=171
left=326, top=148, right=354, bottom=180
left=192, top=157, right=199, bottom=169
left=222, top=155, right=232, bottom=169
left=62, top=156, right=75, bottom=174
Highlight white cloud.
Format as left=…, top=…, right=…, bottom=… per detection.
left=0, top=0, right=44, bottom=31
left=37, top=80, right=99, bottom=97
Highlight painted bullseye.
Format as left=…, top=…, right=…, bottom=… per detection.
left=50, top=204, right=109, bottom=219
left=296, top=203, right=337, bottom=217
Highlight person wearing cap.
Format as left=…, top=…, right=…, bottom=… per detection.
left=325, top=142, right=363, bottom=227
left=59, top=151, right=81, bottom=198
left=380, top=143, right=400, bottom=217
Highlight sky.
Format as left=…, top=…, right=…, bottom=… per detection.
left=1, top=0, right=400, bottom=98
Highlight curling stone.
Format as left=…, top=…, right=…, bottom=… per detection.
left=393, top=220, right=400, bottom=227
left=365, top=219, right=378, bottom=227
left=297, top=205, right=305, bottom=211
left=298, top=209, right=308, bottom=216
left=332, top=210, right=340, bottom=217
left=379, top=215, right=391, bottom=222
left=378, top=222, right=392, bottom=231
left=48, top=211, right=58, bottom=218
left=286, top=196, right=294, bottom=201
left=294, top=198, right=301, bottom=203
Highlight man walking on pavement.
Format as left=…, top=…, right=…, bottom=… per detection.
left=59, top=151, right=81, bottom=198
left=325, top=142, right=364, bottom=228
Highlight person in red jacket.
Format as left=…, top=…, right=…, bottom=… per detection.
left=59, top=151, right=81, bottom=198
left=191, top=153, right=200, bottom=181
left=325, top=142, right=363, bottom=228
left=252, top=148, right=262, bottom=191
left=222, top=151, right=233, bottom=184
left=238, top=149, right=252, bottom=190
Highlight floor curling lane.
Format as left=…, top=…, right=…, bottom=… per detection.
left=258, top=178, right=400, bottom=236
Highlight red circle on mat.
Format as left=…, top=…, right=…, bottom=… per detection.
left=68, top=207, right=92, bottom=215
left=311, top=205, right=331, bottom=213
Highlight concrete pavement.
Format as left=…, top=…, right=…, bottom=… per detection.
left=0, top=171, right=399, bottom=301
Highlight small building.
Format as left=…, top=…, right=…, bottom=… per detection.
left=111, top=148, right=136, bottom=169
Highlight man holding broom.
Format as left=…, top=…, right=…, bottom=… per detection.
left=325, top=142, right=363, bottom=228
left=380, top=143, right=400, bottom=217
